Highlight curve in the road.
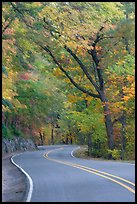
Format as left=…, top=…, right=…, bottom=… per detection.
left=43, top=147, right=135, bottom=194
left=10, top=146, right=135, bottom=202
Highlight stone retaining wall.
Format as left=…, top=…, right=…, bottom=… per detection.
left=2, top=137, right=37, bottom=154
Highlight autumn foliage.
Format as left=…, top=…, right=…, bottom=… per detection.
left=2, top=2, right=135, bottom=160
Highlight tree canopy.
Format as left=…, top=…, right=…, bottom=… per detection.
left=2, top=2, right=135, bottom=160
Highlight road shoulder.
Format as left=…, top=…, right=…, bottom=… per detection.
left=2, top=153, right=27, bottom=202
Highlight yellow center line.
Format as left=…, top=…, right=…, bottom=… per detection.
left=43, top=147, right=135, bottom=194
left=63, top=162, right=135, bottom=186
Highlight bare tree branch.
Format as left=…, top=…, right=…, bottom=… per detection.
left=10, top=2, right=33, bottom=28
left=64, top=45, right=101, bottom=96
left=40, top=45, right=100, bottom=99
left=87, top=28, right=107, bottom=92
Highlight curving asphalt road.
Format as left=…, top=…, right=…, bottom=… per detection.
left=12, top=145, right=135, bottom=202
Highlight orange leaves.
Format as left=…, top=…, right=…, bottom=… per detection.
left=126, top=75, right=134, bottom=83
left=33, top=2, right=42, bottom=6
left=102, top=101, right=111, bottom=107
left=61, top=54, right=65, bottom=60
left=95, top=45, right=102, bottom=51
left=108, top=101, right=124, bottom=116
left=122, top=95, right=131, bottom=102
left=121, top=50, right=127, bottom=55
left=113, top=126, right=121, bottom=141
left=122, top=78, right=135, bottom=102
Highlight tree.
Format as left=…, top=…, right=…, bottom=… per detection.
left=38, top=2, right=134, bottom=154
left=37, top=3, right=123, bottom=151
left=2, top=2, right=135, bottom=159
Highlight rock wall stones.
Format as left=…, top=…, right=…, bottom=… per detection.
left=2, top=137, right=37, bottom=154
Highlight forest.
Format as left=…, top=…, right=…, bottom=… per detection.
left=2, top=2, right=135, bottom=160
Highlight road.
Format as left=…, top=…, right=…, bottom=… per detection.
left=12, top=145, right=135, bottom=202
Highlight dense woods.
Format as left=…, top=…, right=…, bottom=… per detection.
left=2, top=2, right=135, bottom=160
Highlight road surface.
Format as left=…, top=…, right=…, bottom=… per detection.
left=12, top=145, right=135, bottom=202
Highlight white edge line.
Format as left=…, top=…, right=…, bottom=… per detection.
left=71, top=146, right=80, bottom=158
left=11, top=153, right=33, bottom=202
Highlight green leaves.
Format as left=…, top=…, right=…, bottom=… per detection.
left=2, top=98, right=13, bottom=109
left=2, top=2, right=135, bottom=159
left=2, top=65, right=8, bottom=76
left=107, top=55, right=135, bottom=76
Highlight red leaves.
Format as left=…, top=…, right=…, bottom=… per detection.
left=20, top=64, right=34, bottom=80
left=28, top=63, right=34, bottom=70
left=20, top=72, right=30, bottom=80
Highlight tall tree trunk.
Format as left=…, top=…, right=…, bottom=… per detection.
left=51, top=125, right=54, bottom=145
left=120, top=111, right=126, bottom=160
left=101, top=93, right=114, bottom=150
left=70, top=136, right=73, bottom=144
left=42, top=30, right=115, bottom=152
left=66, top=136, right=68, bottom=144
left=103, top=104, right=114, bottom=150
left=39, top=132, right=44, bottom=146
left=87, top=133, right=92, bottom=156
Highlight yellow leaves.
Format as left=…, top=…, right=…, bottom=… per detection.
left=113, top=101, right=123, bottom=108
left=63, top=101, right=72, bottom=109
left=53, top=68, right=64, bottom=77
left=68, top=66, right=81, bottom=72
left=2, top=69, right=17, bottom=93
left=85, top=96, right=93, bottom=101
left=63, top=78, right=70, bottom=83
left=73, top=75, right=82, bottom=82
left=13, top=99, right=27, bottom=109
left=38, top=5, right=57, bottom=18
left=32, top=2, right=42, bottom=7
left=68, top=94, right=83, bottom=103
left=79, top=124, right=88, bottom=133
left=2, top=69, right=19, bottom=111
left=66, top=41, right=77, bottom=49
left=116, top=61, right=124, bottom=65
left=122, top=86, right=128, bottom=93
left=113, top=49, right=118, bottom=54
left=122, top=80, right=135, bottom=101
left=2, top=105, right=12, bottom=112
left=82, top=93, right=87, bottom=98
left=99, top=117, right=104, bottom=123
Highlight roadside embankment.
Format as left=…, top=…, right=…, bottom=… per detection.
left=2, top=137, right=37, bottom=202
left=73, top=145, right=135, bottom=164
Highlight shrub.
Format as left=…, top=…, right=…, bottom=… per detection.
left=107, top=149, right=121, bottom=160
left=2, top=124, right=12, bottom=139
